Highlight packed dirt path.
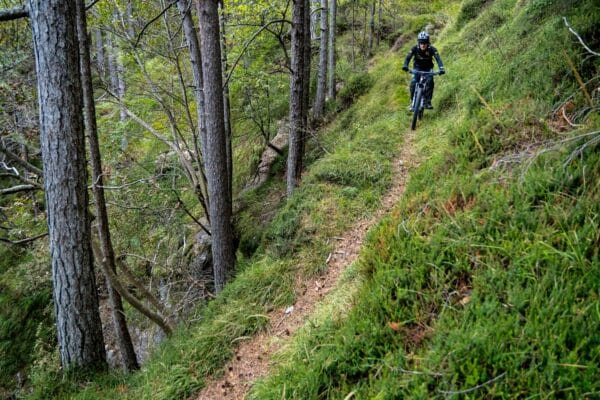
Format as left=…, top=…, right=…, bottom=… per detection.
left=196, top=130, right=418, bottom=400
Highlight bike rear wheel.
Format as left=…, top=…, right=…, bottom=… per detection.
left=411, top=90, right=422, bottom=130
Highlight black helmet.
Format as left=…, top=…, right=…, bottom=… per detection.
left=417, top=31, right=430, bottom=44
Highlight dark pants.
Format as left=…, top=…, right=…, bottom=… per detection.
left=410, top=71, right=434, bottom=104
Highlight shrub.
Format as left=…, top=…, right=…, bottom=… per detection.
left=338, top=72, right=374, bottom=109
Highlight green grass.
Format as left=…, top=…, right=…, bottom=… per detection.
left=15, top=0, right=600, bottom=398
left=248, top=0, right=600, bottom=398
left=22, top=15, right=413, bottom=397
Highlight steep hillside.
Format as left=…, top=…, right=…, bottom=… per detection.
left=249, top=0, right=600, bottom=398
left=15, top=0, right=598, bottom=398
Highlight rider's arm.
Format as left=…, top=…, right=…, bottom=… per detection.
left=431, top=46, right=445, bottom=70
left=402, top=47, right=415, bottom=70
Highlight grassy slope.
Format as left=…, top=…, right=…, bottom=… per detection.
left=26, top=0, right=598, bottom=398
left=249, top=0, right=600, bottom=399
left=26, top=11, right=407, bottom=400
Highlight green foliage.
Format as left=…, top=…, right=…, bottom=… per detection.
left=455, top=0, right=492, bottom=30
left=6, top=0, right=599, bottom=398
left=249, top=0, right=600, bottom=398
left=0, top=246, right=53, bottom=394
left=337, top=72, right=374, bottom=109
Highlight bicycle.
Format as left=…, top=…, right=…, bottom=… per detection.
left=406, top=69, right=442, bottom=130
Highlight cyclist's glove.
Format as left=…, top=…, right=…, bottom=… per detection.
left=439, top=68, right=445, bottom=75
left=402, top=65, right=409, bottom=72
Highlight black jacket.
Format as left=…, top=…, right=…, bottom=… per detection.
left=403, top=44, right=444, bottom=71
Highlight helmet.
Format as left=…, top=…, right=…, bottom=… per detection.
left=417, top=31, right=430, bottom=44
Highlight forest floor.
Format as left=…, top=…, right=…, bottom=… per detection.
left=195, top=128, right=418, bottom=400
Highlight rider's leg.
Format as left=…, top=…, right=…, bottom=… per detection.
left=425, top=75, right=434, bottom=108
left=409, top=78, right=416, bottom=111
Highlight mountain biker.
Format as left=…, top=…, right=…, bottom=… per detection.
left=402, top=31, right=445, bottom=110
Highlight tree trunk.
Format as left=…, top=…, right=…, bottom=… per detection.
left=376, top=0, right=382, bottom=47
left=310, top=0, right=319, bottom=40
left=178, top=0, right=208, bottom=159
left=287, top=0, right=308, bottom=196
left=106, top=33, right=118, bottom=93
left=368, top=0, right=375, bottom=57
left=177, top=0, right=211, bottom=217
left=126, top=1, right=135, bottom=39
left=362, top=6, right=368, bottom=59
left=313, top=0, right=328, bottom=120
left=94, top=27, right=105, bottom=79
left=117, top=57, right=127, bottom=122
left=219, top=2, right=233, bottom=202
left=75, top=0, right=139, bottom=372
left=351, top=0, right=356, bottom=70
left=302, top=0, right=311, bottom=136
left=327, top=0, right=336, bottom=100
left=197, top=0, right=236, bottom=293
left=28, top=0, right=106, bottom=370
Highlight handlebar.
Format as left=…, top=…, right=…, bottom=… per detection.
left=407, top=69, right=442, bottom=75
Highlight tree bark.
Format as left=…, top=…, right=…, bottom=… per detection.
left=302, top=0, right=311, bottom=139
left=313, top=0, right=328, bottom=120
left=351, top=0, right=356, bottom=70
left=28, top=0, right=106, bottom=370
left=287, top=0, right=308, bottom=196
left=178, top=0, right=208, bottom=165
left=310, top=0, right=319, bottom=40
left=75, top=0, right=139, bottom=372
left=368, top=0, right=375, bottom=57
left=197, top=0, right=236, bottom=293
left=94, top=27, right=106, bottom=80
left=0, top=5, right=28, bottom=21
left=327, top=0, right=336, bottom=100
left=376, top=0, right=382, bottom=47
left=219, top=2, right=233, bottom=202
left=106, top=33, right=119, bottom=94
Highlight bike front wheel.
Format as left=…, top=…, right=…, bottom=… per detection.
left=411, top=90, right=422, bottom=130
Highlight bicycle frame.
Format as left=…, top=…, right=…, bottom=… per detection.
left=408, top=69, right=440, bottom=130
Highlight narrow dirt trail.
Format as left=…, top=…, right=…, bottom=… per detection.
left=196, top=130, right=418, bottom=400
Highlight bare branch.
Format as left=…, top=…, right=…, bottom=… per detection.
left=171, top=189, right=211, bottom=235
left=134, top=1, right=177, bottom=48
left=0, top=232, right=48, bottom=246
left=90, top=239, right=174, bottom=336
left=0, top=140, right=44, bottom=176
left=0, top=184, right=38, bottom=195
left=0, top=1, right=96, bottom=21
left=0, top=5, right=28, bottom=21
left=117, top=257, right=173, bottom=319
left=563, top=17, right=600, bottom=57
left=223, top=19, right=292, bottom=88
left=0, top=171, right=42, bottom=189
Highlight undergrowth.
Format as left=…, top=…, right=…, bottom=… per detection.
left=249, top=0, right=600, bottom=398
left=16, top=0, right=599, bottom=398
left=26, top=17, right=409, bottom=399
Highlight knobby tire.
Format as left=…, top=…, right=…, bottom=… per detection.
left=411, top=89, right=422, bottom=130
